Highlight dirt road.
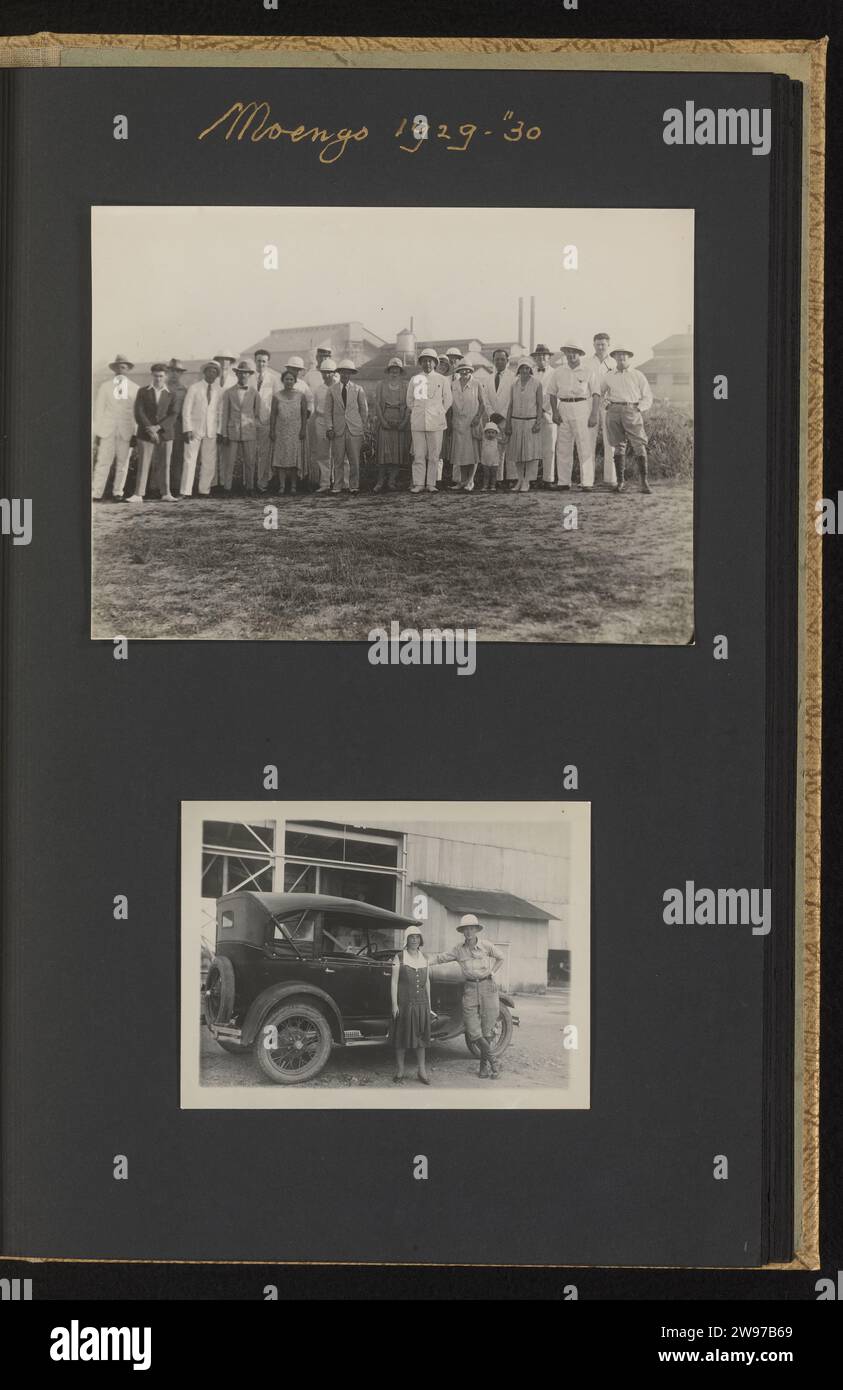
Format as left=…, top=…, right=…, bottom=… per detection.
left=199, top=988, right=572, bottom=1091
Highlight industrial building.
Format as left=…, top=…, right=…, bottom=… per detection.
left=197, top=813, right=577, bottom=991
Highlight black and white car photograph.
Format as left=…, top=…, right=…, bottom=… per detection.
left=181, top=800, right=591, bottom=1108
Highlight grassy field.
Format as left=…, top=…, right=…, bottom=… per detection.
left=91, top=480, right=694, bottom=643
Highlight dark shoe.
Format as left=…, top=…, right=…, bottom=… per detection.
left=417, top=1072, right=431, bottom=1085
left=616, top=481, right=626, bottom=493
left=642, top=480, right=652, bottom=494
left=478, top=1060, right=490, bottom=1078
left=488, top=1061, right=501, bottom=1079
left=112, top=495, right=129, bottom=503
left=393, top=1073, right=405, bottom=1084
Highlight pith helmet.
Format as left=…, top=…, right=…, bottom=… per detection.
left=457, top=913, right=483, bottom=933
left=610, top=348, right=634, bottom=359
left=336, top=358, right=358, bottom=372
left=418, top=347, right=439, bottom=362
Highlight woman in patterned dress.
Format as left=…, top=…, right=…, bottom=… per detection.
left=505, top=357, right=544, bottom=493
left=390, top=925, right=432, bottom=1084
left=269, top=368, right=308, bottom=495
left=373, top=358, right=409, bottom=491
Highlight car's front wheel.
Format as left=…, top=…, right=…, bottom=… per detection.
left=256, top=1001, right=333, bottom=1085
left=466, top=1003, right=514, bottom=1058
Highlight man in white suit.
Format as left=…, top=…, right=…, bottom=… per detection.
left=326, top=359, right=368, bottom=494
left=92, top=353, right=138, bottom=501
left=180, top=361, right=223, bottom=497
left=586, top=332, right=618, bottom=486
left=406, top=347, right=452, bottom=492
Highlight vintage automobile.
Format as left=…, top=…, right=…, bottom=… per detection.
left=202, top=891, right=519, bottom=1084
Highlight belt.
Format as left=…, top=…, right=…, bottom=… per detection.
left=556, top=397, right=588, bottom=403
left=464, top=974, right=493, bottom=984
left=511, top=415, right=538, bottom=420
left=607, top=399, right=641, bottom=407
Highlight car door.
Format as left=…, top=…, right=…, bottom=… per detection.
left=318, top=912, right=383, bottom=1026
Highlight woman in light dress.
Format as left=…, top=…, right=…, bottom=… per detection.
left=373, top=357, right=410, bottom=491
left=505, top=357, right=544, bottom=493
left=448, top=359, right=486, bottom=492
left=269, top=368, right=308, bottom=495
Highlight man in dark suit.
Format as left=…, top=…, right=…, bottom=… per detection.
left=129, top=362, right=181, bottom=503
left=219, top=359, right=259, bottom=493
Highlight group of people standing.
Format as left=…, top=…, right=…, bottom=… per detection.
left=92, top=332, right=655, bottom=504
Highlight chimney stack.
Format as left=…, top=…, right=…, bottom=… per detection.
left=529, top=296, right=536, bottom=353
left=518, top=297, right=524, bottom=348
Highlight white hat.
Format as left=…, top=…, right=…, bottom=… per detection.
left=316, top=341, right=333, bottom=354
left=234, top=359, right=255, bottom=373
left=403, top=924, right=424, bottom=948
left=336, top=358, right=357, bottom=372
left=286, top=355, right=305, bottom=370
left=418, top=347, right=439, bottom=362
left=515, top=357, right=534, bottom=372
left=454, top=358, right=475, bottom=373
left=560, top=339, right=585, bottom=355
left=319, top=358, right=337, bottom=372
left=446, top=347, right=463, bottom=358
left=458, top=913, right=483, bottom=932
left=214, top=351, right=238, bottom=363
left=386, top=356, right=404, bottom=371
left=201, top=360, right=221, bottom=374
left=483, top=421, right=500, bottom=435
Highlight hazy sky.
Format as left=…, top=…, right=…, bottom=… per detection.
left=92, top=205, right=693, bottom=365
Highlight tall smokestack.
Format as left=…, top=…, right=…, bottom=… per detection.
left=517, top=298, right=524, bottom=347
left=529, top=296, right=536, bottom=353
left=410, top=315, right=414, bottom=333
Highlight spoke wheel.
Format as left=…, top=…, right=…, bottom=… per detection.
left=466, top=1004, right=513, bottom=1057
left=256, top=1001, right=333, bottom=1085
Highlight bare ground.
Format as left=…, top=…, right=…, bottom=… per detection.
left=91, top=481, right=693, bottom=644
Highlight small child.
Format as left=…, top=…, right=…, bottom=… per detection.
left=480, top=420, right=502, bottom=492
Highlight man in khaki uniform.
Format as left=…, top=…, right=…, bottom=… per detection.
left=429, top=913, right=504, bottom=1078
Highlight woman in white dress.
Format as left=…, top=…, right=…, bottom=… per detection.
left=505, top=358, right=544, bottom=493
left=448, top=360, right=485, bottom=491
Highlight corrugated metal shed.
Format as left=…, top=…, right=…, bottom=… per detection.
left=415, top=882, right=557, bottom=921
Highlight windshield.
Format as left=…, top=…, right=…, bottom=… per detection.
left=321, top=918, right=405, bottom=959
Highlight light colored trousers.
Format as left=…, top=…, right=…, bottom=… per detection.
left=411, top=429, right=444, bottom=489
left=309, top=419, right=332, bottom=487
left=92, top=434, right=132, bottom=498
left=220, top=438, right=257, bottom=490
left=181, top=435, right=218, bottom=495
left=331, top=432, right=362, bottom=491
left=555, top=400, right=594, bottom=487
left=134, top=439, right=172, bottom=498
left=589, top=402, right=617, bottom=486
left=255, top=422, right=273, bottom=491
left=538, top=414, right=557, bottom=483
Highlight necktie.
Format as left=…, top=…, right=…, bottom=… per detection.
left=206, top=384, right=212, bottom=403
left=495, top=372, right=501, bottom=390
left=342, top=384, right=348, bottom=408
left=257, top=373, right=263, bottom=390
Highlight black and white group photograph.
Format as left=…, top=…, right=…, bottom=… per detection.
left=180, top=800, right=591, bottom=1109
left=91, top=204, right=694, bottom=644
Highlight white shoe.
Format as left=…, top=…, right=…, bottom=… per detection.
left=410, top=486, right=422, bottom=493
left=464, top=481, right=474, bottom=492
left=161, top=493, right=177, bottom=501
left=127, top=495, right=143, bottom=504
